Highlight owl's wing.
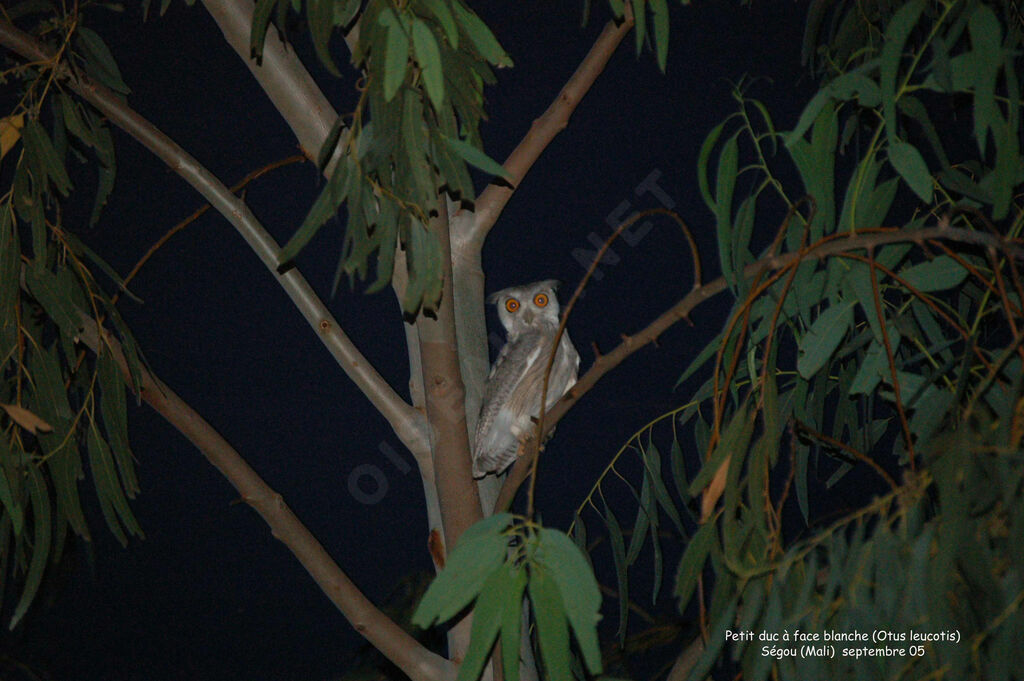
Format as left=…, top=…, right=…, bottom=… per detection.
left=472, top=331, right=543, bottom=477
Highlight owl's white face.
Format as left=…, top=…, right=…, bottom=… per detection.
left=489, top=279, right=562, bottom=336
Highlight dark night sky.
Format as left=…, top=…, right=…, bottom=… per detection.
left=6, top=2, right=817, bottom=679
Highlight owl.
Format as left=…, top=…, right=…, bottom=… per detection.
left=472, top=280, right=581, bottom=478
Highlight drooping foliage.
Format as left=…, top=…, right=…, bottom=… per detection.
left=0, top=2, right=147, bottom=628
left=569, top=2, right=1024, bottom=679
left=245, top=0, right=514, bottom=315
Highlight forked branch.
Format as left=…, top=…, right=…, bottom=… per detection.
left=0, top=20, right=429, bottom=457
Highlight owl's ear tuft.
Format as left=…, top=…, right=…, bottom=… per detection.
left=486, top=291, right=503, bottom=304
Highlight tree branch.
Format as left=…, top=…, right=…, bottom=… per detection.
left=0, top=19, right=430, bottom=457
left=200, top=0, right=342, bottom=164
left=73, top=315, right=452, bottom=681
left=462, top=13, right=634, bottom=249
left=493, top=223, right=1022, bottom=511
left=417, top=207, right=483, bottom=550
left=416, top=205, right=484, bottom=661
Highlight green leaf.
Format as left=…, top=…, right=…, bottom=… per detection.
left=631, top=0, right=645, bottom=55
left=669, top=438, right=690, bottom=508
left=644, top=442, right=684, bottom=535
left=599, top=499, right=628, bottom=641
left=788, top=101, right=837, bottom=240
left=674, top=519, right=714, bottom=611
left=696, top=119, right=727, bottom=212
left=676, top=327, right=723, bottom=387
left=380, top=8, right=410, bottom=101
left=899, top=256, right=968, bottom=292
left=98, top=352, right=139, bottom=496
left=688, top=401, right=752, bottom=498
left=797, top=302, right=853, bottom=379
left=649, top=0, right=669, bottom=72
left=87, top=121, right=116, bottom=227
left=537, top=528, right=603, bottom=674
left=714, top=131, right=739, bottom=286
left=334, top=0, right=360, bottom=26
left=62, top=231, right=140, bottom=303
left=75, top=27, right=130, bottom=95
left=879, top=0, right=925, bottom=138
left=829, top=69, right=881, bottom=107
left=21, top=118, right=71, bottom=196
left=967, top=4, right=1002, bottom=154
left=499, top=563, right=528, bottom=681
left=457, top=562, right=517, bottom=681
left=250, top=0, right=276, bottom=60
left=307, top=0, right=341, bottom=76
left=412, top=20, right=445, bottom=111
left=528, top=566, right=571, bottom=681
left=24, top=267, right=83, bottom=336
left=412, top=513, right=512, bottom=627
left=626, top=469, right=651, bottom=565
left=849, top=329, right=901, bottom=395
left=0, top=210, right=20, bottom=330
left=317, top=114, right=347, bottom=173
left=421, top=0, right=458, bottom=48
left=442, top=134, right=511, bottom=180
left=786, top=90, right=829, bottom=147
left=87, top=423, right=135, bottom=546
left=898, top=95, right=950, bottom=168
left=451, top=1, right=512, bottom=68
left=888, top=140, right=932, bottom=203
left=10, top=463, right=51, bottom=629
left=842, top=263, right=881, bottom=342
left=279, top=161, right=349, bottom=266
left=0, top=439, right=25, bottom=535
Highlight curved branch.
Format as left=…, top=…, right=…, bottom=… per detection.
left=73, top=315, right=452, bottom=681
left=494, top=222, right=1022, bottom=511
left=462, top=13, right=634, bottom=249
left=0, top=20, right=430, bottom=457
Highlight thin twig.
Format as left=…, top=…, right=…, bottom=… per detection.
left=522, top=208, right=701, bottom=516
left=117, top=154, right=306, bottom=299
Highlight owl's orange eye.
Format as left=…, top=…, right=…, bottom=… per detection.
left=505, top=298, right=520, bottom=313
left=533, top=293, right=549, bottom=307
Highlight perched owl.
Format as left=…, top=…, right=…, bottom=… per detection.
left=472, top=280, right=581, bottom=478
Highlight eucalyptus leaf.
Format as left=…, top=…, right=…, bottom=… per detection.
left=528, top=566, right=571, bottom=681
left=797, top=302, right=853, bottom=379
left=412, top=20, right=445, bottom=111
left=898, top=256, right=968, bottom=292
left=411, top=513, right=511, bottom=627
left=537, top=528, right=603, bottom=674
left=888, top=140, right=933, bottom=203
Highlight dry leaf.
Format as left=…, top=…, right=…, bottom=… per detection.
left=700, top=454, right=731, bottom=521
left=0, top=402, right=53, bottom=434
left=0, top=114, right=24, bottom=160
